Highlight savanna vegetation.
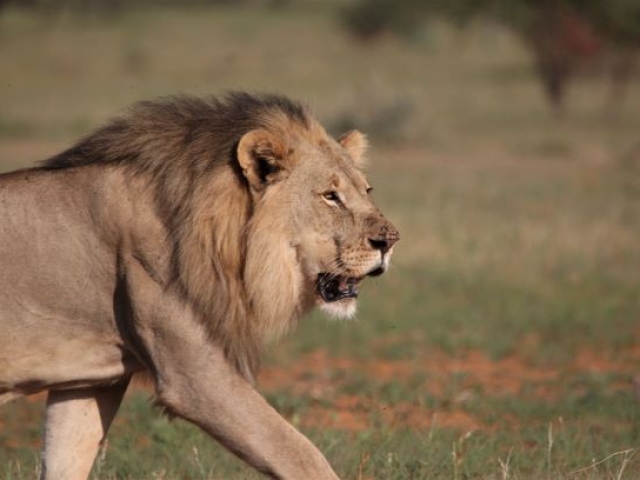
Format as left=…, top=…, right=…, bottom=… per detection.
left=1, top=2, right=640, bottom=479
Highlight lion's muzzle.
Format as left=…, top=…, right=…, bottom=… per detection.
left=317, top=225, right=399, bottom=302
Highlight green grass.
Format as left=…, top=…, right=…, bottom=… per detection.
left=2, top=3, right=640, bottom=479
left=4, top=390, right=640, bottom=479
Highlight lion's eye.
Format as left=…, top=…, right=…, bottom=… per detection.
left=322, top=191, right=342, bottom=206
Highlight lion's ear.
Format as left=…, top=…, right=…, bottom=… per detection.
left=237, top=130, right=291, bottom=192
left=339, top=130, right=368, bottom=168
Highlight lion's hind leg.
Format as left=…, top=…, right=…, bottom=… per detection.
left=40, top=381, right=129, bottom=480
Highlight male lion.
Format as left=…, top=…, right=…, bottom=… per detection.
left=0, top=93, right=399, bottom=479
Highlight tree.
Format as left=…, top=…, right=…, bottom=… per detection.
left=340, top=0, right=640, bottom=112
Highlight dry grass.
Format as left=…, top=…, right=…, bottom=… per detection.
left=2, top=4, right=640, bottom=479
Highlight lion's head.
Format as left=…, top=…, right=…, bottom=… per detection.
left=44, top=93, right=399, bottom=380
left=237, top=120, right=399, bottom=323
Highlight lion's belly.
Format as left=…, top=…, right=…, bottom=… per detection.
left=0, top=308, right=141, bottom=400
left=0, top=287, right=138, bottom=399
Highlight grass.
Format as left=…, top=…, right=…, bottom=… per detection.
left=2, top=3, right=640, bottom=479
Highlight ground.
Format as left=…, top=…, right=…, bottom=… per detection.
left=1, top=3, right=640, bottom=479
left=262, top=343, right=640, bottom=433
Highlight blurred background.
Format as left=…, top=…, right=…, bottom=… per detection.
left=1, top=1, right=640, bottom=478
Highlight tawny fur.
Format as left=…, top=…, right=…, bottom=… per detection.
left=0, top=93, right=398, bottom=479
left=41, top=93, right=383, bottom=380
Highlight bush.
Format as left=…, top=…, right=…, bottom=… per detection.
left=340, top=0, right=426, bottom=41
left=339, top=0, right=640, bottom=112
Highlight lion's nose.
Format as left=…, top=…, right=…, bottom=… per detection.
left=368, top=227, right=400, bottom=255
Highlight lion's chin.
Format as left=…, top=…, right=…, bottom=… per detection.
left=318, top=297, right=357, bottom=320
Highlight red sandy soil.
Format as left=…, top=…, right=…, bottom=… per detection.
left=10, top=343, right=640, bottom=435
left=259, top=345, right=640, bottom=432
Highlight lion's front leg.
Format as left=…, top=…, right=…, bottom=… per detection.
left=152, top=345, right=340, bottom=480
left=122, top=259, right=340, bottom=480
left=40, top=381, right=129, bottom=480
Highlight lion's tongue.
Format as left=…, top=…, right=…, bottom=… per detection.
left=340, top=277, right=358, bottom=297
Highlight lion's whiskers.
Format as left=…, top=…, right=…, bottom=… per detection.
left=316, top=260, right=344, bottom=289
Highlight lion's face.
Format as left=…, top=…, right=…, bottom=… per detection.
left=290, top=136, right=398, bottom=319
left=238, top=127, right=399, bottom=320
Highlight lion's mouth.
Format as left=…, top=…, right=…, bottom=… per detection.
left=317, top=258, right=390, bottom=302
left=317, top=274, right=361, bottom=302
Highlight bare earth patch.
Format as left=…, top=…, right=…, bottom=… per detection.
left=8, top=345, right=640, bottom=436
left=260, top=345, right=640, bottom=432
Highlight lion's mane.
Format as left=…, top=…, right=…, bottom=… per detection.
left=44, top=93, right=319, bottom=380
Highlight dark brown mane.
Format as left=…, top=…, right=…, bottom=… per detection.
left=42, top=92, right=311, bottom=173
left=40, top=93, right=313, bottom=381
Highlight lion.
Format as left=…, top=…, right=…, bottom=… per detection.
left=0, top=93, right=399, bottom=480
